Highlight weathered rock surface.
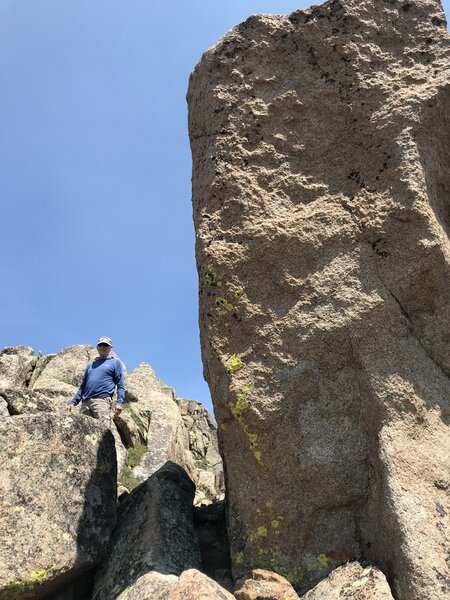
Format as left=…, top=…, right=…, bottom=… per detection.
left=115, top=571, right=179, bottom=600
left=0, top=387, right=72, bottom=415
left=177, top=397, right=225, bottom=503
left=168, top=569, right=235, bottom=599
left=0, top=395, right=9, bottom=417
left=132, top=388, right=195, bottom=484
left=92, top=461, right=201, bottom=599
left=31, top=345, right=99, bottom=394
left=234, top=569, right=299, bottom=600
left=109, top=569, right=234, bottom=600
left=189, top=0, right=450, bottom=597
left=0, top=413, right=117, bottom=599
left=302, top=563, right=393, bottom=599
left=124, top=363, right=223, bottom=504
left=0, top=346, right=36, bottom=388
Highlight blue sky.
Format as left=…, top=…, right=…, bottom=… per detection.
left=1, top=1, right=448, bottom=413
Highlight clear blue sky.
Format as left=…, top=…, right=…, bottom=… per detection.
left=1, top=1, right=448, bottom=413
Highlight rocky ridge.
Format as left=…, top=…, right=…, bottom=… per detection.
left=0, top=344, right=228, bottom=599
left=0, top=344, right=223, bottom=505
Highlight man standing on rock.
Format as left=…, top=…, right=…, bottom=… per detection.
left=67, top=337, right=125, bottom=425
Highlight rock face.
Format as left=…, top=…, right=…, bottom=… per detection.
left=92, top=462, right=201, bottom=599
left=0, top=413, right=117, bottom=599
left=302, top=562, right=393, bottom=599
left=0, top=346, right=37, bottom=388
left=177, top=397, right=225, bottom=504
left=234, top=569, right=299, bottom=600
left=188, top=0, right=450, bottom=597
left=121, top=362, right=224, bottom=504
left=167, top=569, right=235, bottom=599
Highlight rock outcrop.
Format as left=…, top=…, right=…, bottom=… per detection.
left=234, top=569, right=299, bottom=600
left=0, top=345, right=224, bottom=505
left=177, top=397, right=224, bottom=504
left=92, top=462, right=201, bottom=599
left=0, top=345, right=224, bottom=599
left=0, top=346, right=37, bottom=388
left=0, top=413, right=117, bottom=599
left=302, top=562, right=393, bottom=599
left=189, top=0, right=450, bottom=597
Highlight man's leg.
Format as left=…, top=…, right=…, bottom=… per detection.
left=89, top=397, right=112, bottom=427
left=80, top=401, right=93, bottom=417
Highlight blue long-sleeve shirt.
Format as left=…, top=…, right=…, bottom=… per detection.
left=71, top=356, right=125, bottom=405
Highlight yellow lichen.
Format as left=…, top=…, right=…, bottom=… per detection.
left=235, top=551, right=244, bottom=565
left=30, top=570, right=47, bottom=583
left=215, top=296, right=234, bottom=315
left=84, top=433, right=98, bottom=445
left=219, top=422, right=227, bottom=431
left=248, top=432, right=258, bottom=444
left=317, top=554, right=330, bottom=568
left=205, top=270, right=222, bottom=287
left=231, top=394, right=249, bottom=419
left=253, top=450, right=262, bottom=462
left=257, top=526, right=268, bottom=537
left=225, top=353, right=243, bottom=371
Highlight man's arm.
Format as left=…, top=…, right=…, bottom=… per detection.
left=113, top=359, right=125, bottom=415
left=67, top=365, right=89, bottom=412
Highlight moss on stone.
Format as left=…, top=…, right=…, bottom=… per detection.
left=118, top=466, right=140, bottom=492
left=125, top=443, right=146, bottom=469
left=1, top=569, right=47, bottom=600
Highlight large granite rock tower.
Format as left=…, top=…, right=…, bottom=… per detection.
left=188, top=0, right=450, bottom=597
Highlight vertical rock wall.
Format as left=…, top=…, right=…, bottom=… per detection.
left=188, top=0, right=450, bottom=597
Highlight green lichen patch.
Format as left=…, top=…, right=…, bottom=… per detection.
left=225, top=353, right=243, bottom=372
left=2, top=569, right=48, bottom=600
left=231, top=394, right=249, bottom=419
left=229, top=384, right=261, bottom=463
left=253, top=451, right=262, bottom=462
left=84, top=433, right=98, bottom=446
left=205, top=270, right=222, bottom=287
left=317, top=553, right=330, bottom=568
left=215, top=296, right=234, bottom=316
left=257, top=526, right=267, bottom=538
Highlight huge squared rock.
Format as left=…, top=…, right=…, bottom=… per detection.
left=0, top=413, right=117, bottom=599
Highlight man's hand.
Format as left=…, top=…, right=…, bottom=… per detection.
left=67, top=404, right=74, bottom=413
left=114, top=404, right=123, bottom=416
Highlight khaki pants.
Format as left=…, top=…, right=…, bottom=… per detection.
left=81, top=397, right=112, bottom=427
